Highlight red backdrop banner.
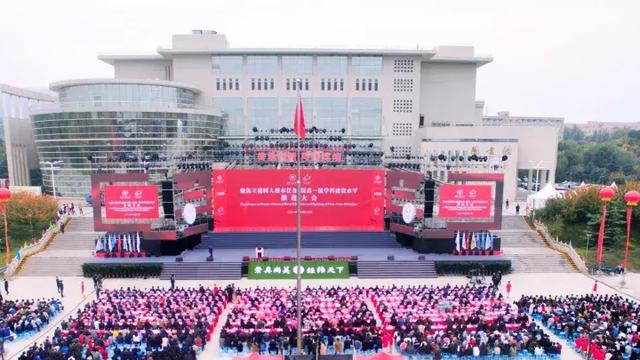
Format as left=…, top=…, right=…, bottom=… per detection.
left=104, top=185, right=159, bottom=219
left=438, top=184, right=492, bottom=219
left=212, top=169, right=385, bottom=232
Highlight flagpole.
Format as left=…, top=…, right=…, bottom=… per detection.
left=295, top=79, right=303, bottom=354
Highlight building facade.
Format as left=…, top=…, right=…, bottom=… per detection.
left=30, top=30, right=562, bottom=199
left=31, top=79, right=222, bottom=197
left=0, top=84, right=56, bottom=187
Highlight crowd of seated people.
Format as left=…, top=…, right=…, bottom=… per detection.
left=18, top=286, right=226, bottom=360
left=370, top=284, right=562, bottom=358
left=220, top=286, right=379, bottom=355
left=517, top=294, right=640, bottom=360
left=0, top=298, right=63, bottom=340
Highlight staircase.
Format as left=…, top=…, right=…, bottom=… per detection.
left=200, top=231, right=399, bottom=249
left=357, top=260, right=437, bottom=278
left=160, top=262, right=242, bottom=280
left=18, top=217, right=100, bottom=277
left=498, top=216, right=575, bottom=273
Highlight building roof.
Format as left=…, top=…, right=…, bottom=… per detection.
left=49, top=78, right=203, bottom=94
left=0, top=83, right=56, bottom=102
left=97, top=54, right=167, bottom=65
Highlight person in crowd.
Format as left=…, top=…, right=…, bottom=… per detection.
left=506, top=280, right=512, bottom=298
left=517, top=293, right=639, bottom=360
left=0, top=298, right=63, bottom=339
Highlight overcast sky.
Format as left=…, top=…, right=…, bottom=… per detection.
left=1, top=0, right=638, bottom=123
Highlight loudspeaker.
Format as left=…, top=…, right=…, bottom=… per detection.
left=161, top=180, right=174, bottom=219
left=424, top=179, right=436, bottom=218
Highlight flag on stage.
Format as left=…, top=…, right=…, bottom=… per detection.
left=455, top=231, right=461, bottom=252
left=293, top=96, right=306, bottom=139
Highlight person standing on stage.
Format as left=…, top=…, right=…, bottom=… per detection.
left=170, top=274, right=176, bottom=291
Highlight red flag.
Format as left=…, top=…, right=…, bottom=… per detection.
left=293, top=96, right=306, bottom=139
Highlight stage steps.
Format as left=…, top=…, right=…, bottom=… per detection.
left=18, top=217, right=100, bottom=277
left=201, top=231, right=399, bottom=249
left=357, top=260, right=437, bottom=279
left=160, top=262, right=242, bottom=280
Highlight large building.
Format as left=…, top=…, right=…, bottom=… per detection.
left=0, top=84, right=56, bottom=187
left=32, top=30, right=562, bottom=200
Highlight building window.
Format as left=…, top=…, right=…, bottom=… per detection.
left=216, top=79, right=221, bottom=91
left=419, top=114, right=425, bottom=128
left=248, top=97, right=278, bottom=130
left=340, top=79, right=344, bottom=91
left=212, top=56, right=243, bottom=75
left=316, top=97, right=347, bottom=130
left=351, top=56, right=383, bottom=75
left=355, top=79, right=359, bottom=91
left=392, top=99, right=413, bottom=113
left=281, top=97, right=313, bottom=128
left=282, top=56, right=313, bottom=75
left=351, top=98, right=382, bottom=136
left=248, top=56, right=278, bottom=76
left=222, top=79, right=227, bottom=91
left=251, top=79, right=255, bottom=91
left=305, top=79, right=309, bottom=91
left=214, top=97, right=244, bottom=135
left=321, top=79, right=325, bottom=91
left=368, top=79, right=372, bottom=91
left=374, top=79, right=379, bottom=91
left=317, top=56, right=348, bottom=75
left=270, top=78, right=275, bottom=90
left=286, top=79, right=291, bottom=91
left=235, top=79, right=240, bottom=90
left=393, top=59, right=414, bottom=73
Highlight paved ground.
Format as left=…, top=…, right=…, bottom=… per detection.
left=4, top=271, right=640, bottom=359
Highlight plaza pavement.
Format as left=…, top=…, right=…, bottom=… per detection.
left=4, top=271, right=639, bottom=359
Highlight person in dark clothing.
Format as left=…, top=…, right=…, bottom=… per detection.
left=170, top=274, right=175, bottom=290
left=3, top=278, right=8, bottom=295
left=208, top=247, right=213, bottom=258
left=515, top=204, right=520, bottom=215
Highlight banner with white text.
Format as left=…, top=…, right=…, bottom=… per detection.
left=248, top=259, right=350, bottom=279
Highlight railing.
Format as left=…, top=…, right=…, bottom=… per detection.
left=533, top=220, right=588, bottom=274
left=3, top=214, right=70, bottom=277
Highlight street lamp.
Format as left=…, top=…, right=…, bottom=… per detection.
left=0, top=188, right=11, bottom=265
left=43, top=160, right=64, bottom=198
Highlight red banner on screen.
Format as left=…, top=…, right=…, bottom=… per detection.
left=438, top=184, right=492, bottom=219
left=104, top=185, right=159, bottom=219
left=212, top=169, right=384, bottom=232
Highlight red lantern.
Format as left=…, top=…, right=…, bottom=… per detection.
left=599, top=187, right=615, bottom=202
left=624, top=190, right=640, bottom=207
left=0, top=188, right=10, bottom=204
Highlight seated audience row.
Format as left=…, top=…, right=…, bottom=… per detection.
left=1, top=298, right=63, bottom=340
left=18, top=286, right=226, bottom=360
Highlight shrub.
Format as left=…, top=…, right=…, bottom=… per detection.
left=81, top=263, right=162, bottom=278
left=435, top=261, right=511, bottom=275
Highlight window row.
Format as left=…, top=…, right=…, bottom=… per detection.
left=216, top=78, right=240, bottom=91
left=355, top=79, right=379, bottom=92
left=285, top=78, right=310, bottom=91
left=212, top=55, right=383, bottom=76
left=213, top=97, right=382, bottom=136
left=251, top=78, right=275, bottom=91
left=321, top=79, right=344, bottom=91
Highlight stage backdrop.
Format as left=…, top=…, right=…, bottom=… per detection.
left=438, top=184, right=492, bottom=219
left=104, top=185, right=159, bottom=219
left=212, top=169, right=384, bottom=232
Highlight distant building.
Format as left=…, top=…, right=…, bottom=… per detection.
left=27, top=30, right=562, bottom=200
left=568, top=121, right=640, bottom=135
left=0, top=84, right=56, bottom=186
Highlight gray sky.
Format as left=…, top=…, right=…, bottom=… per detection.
left=1, top=0, right=638, bottom=123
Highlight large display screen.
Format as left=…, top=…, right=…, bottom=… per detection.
left=104, top=185, right=159, bottom=219
left=212, top=169, right=384, bottom=232
left=438, top=184, right=492, bottom=219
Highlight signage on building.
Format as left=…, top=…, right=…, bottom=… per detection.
left=212, top=169, right=384, bottom=232
left=438, top=184, right=492, bottom=219
left=248, top=259, right=350, bottom=279
left=104, top=185, right=159, bottom=219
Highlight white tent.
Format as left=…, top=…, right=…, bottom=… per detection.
left=527, top=183, right=561, bottom=210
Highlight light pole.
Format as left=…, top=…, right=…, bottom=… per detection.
left=43, top=160, right=63, bottom=198
left=0, top=188, right=12, bottom=265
